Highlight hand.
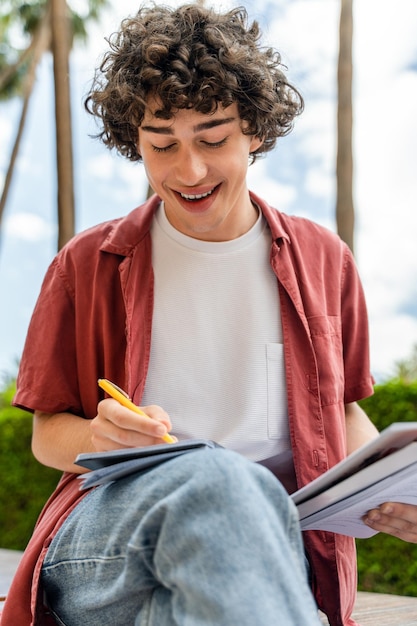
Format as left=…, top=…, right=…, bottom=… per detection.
left=90, top=398, right=175, bottom=451
left=363, top=502, right=417, bottom=543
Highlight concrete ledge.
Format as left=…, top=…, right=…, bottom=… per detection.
left=0, top=549, right=23, bottom=601
left=352, top=591, right=417, bottom=625
left=319, top=591, right=417, bottom=625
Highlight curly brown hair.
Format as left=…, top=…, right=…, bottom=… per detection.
left=85, top=3, right=304, bottom=163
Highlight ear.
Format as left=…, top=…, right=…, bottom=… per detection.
left=249, top=135, right=264, bottom=154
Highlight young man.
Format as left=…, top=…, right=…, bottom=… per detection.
left=3, top=4, right=417, bottom=626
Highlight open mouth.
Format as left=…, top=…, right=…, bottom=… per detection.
left=179, top=185, right=219, bottom=202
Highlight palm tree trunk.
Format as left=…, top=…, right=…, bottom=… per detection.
left=336, top=0, right=354, bottom=254
left=50, top=0, right=75, bottom=250
left=0, top=12, right=50, bottom=236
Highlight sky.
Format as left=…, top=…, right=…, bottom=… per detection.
left=0, top=0, right=416, bottom=383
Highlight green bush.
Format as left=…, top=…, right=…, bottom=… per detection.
left=359, top=380, right=417, bottom=431
left=1, top=377, right=417, bottom=593
left=356, top=533, right=417, bottom=596
left=356, top=380, right=417, bottom=596
left=0, top=382, right=61, bottom=550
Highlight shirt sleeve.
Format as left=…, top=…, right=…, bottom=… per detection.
left=13, top=254, right=82, bottom=416
left=340, top=245, right=375, bottom=403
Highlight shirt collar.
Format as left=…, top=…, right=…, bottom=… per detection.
left=99, top=191, right=290, bottom=257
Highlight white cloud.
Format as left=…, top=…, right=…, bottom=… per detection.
left=369, top=314, right=417, bottom=380
left=118, top=162, right=149, bottom=199
left=0, top=111, right=16, bottom=195
left=355, top=0, right=417, bottom=85
left=0, top=118, right=13, bottom=165
left=305, top=166, right=335, bottom=198
left=86, top=152, right=116, bottom=180
left=296, top=100, right=336, bottom=167
left=247, top=159, right=297, bottom=211
left=267, top=0, right=339, bottom=85
left=84, top=152, right=148, bottom=202
left=4, top=213, right=55, bottom=242
left=355, top=66, right=417, bottom=354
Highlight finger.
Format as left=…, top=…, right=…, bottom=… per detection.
left=363, top=505, right=417, bottom=543
left=98, top=399, right=169, bottom=436
left=141, top=404, right=173, bottom=431
left=380, top=502, right=417, bottom=523
left=91, top=428, right=168, bottom=451
left=93, top=400, right=170, bottom=448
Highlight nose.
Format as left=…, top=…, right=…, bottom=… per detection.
left=174, top=146, right=208, bottom=186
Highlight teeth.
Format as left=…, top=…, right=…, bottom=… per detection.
left=180, top=189, right=214, bottom=200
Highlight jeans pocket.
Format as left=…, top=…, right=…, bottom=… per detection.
left=45, top=606, right=69, bottom=626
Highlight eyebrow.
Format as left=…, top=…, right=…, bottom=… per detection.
left=140, top=117, right=237, bottom=135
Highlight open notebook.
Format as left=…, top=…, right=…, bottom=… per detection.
left=75, top=423, right=417, bottom=539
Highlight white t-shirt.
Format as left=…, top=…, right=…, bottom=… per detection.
left=141, top=204, right=290, bottom=462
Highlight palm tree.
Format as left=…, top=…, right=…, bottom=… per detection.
left=336, top=0, right=354, bottom=253
left=0, top=0, right=108, bottom=250
left=51, top=0, right=74, bottom=249
left=0, top=6, right=51, bottom=237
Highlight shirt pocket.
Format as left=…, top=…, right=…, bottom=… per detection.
left=308, top=315, right=344, bottom=406
left=266, top=343, right=289, bottom=441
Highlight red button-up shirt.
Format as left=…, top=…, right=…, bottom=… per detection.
left=3, top=193, right=374, bottom=626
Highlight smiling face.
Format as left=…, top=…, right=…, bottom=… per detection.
left=137, top=101, right=263, bottom=241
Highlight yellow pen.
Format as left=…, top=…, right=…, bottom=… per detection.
left=98, top=378, right=175, bottom=444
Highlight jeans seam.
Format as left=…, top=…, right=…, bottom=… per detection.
left=43, top=555, right=127, bottom=571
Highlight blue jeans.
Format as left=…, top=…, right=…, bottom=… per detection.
left=41, top=449, right=321, bottom=625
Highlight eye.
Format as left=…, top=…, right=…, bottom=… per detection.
left=152, top=143, right=175, bottom=153
left=202, top=137, right=228, bottom=149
